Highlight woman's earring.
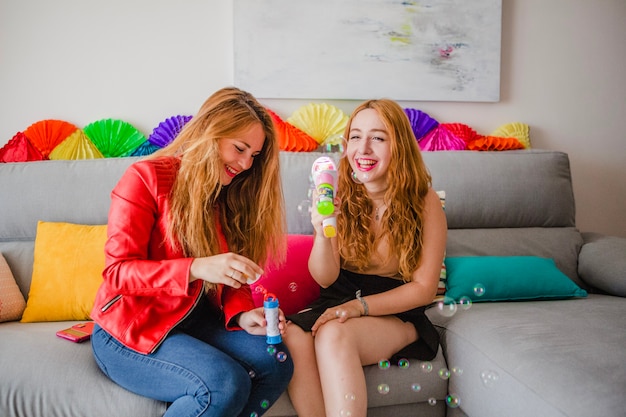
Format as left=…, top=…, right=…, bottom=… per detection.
left=351, top=171, right=363, bottom=184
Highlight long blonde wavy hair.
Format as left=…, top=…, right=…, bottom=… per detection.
left=151, top=87, right=286, bottom=274
left=337, top=99, right=432, bottom=281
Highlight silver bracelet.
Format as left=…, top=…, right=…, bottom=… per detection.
left=356, top=290, right=369, bottom=316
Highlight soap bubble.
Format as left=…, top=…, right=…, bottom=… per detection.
left=339, top=410, right=352, bottom=417
left=446, top=393, right=461, bottom=408
left=297, top=199, right=311, bottom=217
left=377, top=384, right=390, bottom=395
left=451, top=366, right=464, bottom=376
left=276, top=351, right=288, bottom=362
left=480, top=370, right=500, bottom=387
left=438, top=368, right=451, bottom=380
left=288, top=282, right=298, bottom=292
left=260, top=400, right=270, bottom=409
left=420, top=361, right=433, bottom=373
left=248, top=370, right=256, bottom=379
left=266, top=345, right=277, bottom=355
left=435, top=296, right=458, bottom=317
left=378, top=359, right=390, bottom=370
left=397, top=358, right=410, bottom=369
left=458, top=296, right=472, bottom=310
left=250, top=412, right=258, bottom=417
left=344, top=393, right=356, bottom=401
left=410, top=383, right=421, bottom=392
left=428, top=397, right=437, bottom=406
left=473, top=283, right=486, bottom=297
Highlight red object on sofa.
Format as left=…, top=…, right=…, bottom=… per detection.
left=251, top=234, right=319, bottom=315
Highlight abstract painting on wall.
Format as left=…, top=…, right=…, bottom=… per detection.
left=234, top=0, right=502, bottom=102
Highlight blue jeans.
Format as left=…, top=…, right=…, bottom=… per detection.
left=91, top=297, right=293, bottom=417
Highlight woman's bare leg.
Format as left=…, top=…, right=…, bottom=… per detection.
left=283, top=324, right=326, bottom=417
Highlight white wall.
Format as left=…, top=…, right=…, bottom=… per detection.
left=1, top=0, right=625, bottom=237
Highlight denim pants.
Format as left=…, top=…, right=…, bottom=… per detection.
left=91, top=296, right=293, bottom=417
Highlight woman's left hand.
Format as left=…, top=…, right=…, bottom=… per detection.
left=238, top=307, right=288, bottom=337
left=311, top=300, right=362, bottom=336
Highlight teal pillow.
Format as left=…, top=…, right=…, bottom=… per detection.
left=444, top=256, right=588, bottom=302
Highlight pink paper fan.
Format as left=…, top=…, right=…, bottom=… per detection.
left=0, top=132, right=45, bottom=162
left=404, top=108, right=439, bottom=140
left=148, top=115, right=193, bottom=148
left=419, top=125, right=467, bottom=151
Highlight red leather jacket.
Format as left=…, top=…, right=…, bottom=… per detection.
left=91, top=157, right=255, bottom=354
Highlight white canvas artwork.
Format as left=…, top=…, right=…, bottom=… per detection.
left=234, top=0, right=502, bottom=102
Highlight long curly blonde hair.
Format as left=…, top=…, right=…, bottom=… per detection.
left=337, top=99, right=432, bottom=281
left=151, top=87, right=286, bottom=271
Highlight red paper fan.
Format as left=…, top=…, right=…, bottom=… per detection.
left=440, top=123, right=480, bottom=144
left=23, top=119, right=79, bottom=158
left=0, top=132, right=45, bottom=162
left=419, top=125, right=468, bottom=151
left=267, top=108, right=318, bottom=152
left=467, top=136, right=525, bottom=151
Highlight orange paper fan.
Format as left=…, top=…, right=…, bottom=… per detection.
left=268, top=108, right=318, bottom=152
left=23, top=119, right=79, bottom=158
left=467, top=136, right=525, bottom=151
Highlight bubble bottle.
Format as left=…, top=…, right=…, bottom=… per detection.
left=311, top=156, right=337, bottom=238
left=264, top=293, right=281, bottom=344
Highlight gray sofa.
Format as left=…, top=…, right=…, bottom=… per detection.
left=1, top=150, right=624, bottom=417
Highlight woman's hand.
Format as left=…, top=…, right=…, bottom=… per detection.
left=311, top=299, right=363, bottom=336
left=237, top=307, right=289, bottom=337
left=310, top=189, right=341, bottom=237
left=189, top=252, right=264, bottom=288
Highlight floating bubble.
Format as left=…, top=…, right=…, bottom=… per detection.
left=276, top=351, right=288, bottom=362
left=377, top=384, right=390, bottom=395
left=410, top=383, right=422, bottom=392
left=446, top=393, right=461, bottom=408
left=253, top=286, right=265, bottom=294
left=435, top=296, right=458, bottom=317
left=266, top=345, right=277, bottom=355
left=260, top=399, right=270, bottom=409
left=438, top=368, right=451, bottom=380
left=397, top=358, right=410, bottom=369
left=473, top=283, right=486, bottom=297
left=458, top=296, right=472, bottom=310
left=481, top=370, right=500, bottom=387
left=420, top=361, right=433, bottom=373
left=248, top=370, right=256, bottom=379
left=428, top=397, right=437, bottom=406
left=339, top=409, right=352, bottom=417
left=344, top=393, right=356, bottom=401
left=378, top=359, right=391, bottom=370
left=288, top=282, right=298, bottom=292
left=250, top=412, right=258, bottom=417
left=451, top=366, right=464, bottom=376
left=297, top=199, right=311, bottom=217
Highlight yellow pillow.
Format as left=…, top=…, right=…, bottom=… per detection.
left=21, top=221, right=107, bottom=322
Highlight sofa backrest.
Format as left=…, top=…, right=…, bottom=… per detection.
left=0, top=149, right=581, bottom=296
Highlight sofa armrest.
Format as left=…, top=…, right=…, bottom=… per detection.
left=578, top=232, right=626, bottom=297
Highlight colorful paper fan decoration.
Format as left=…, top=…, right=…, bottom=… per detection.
left=287, top=103, right=348, bottom=145
left=23, top=119, right=79, bottom=158
left=267, top=108, right=318, bottom=152
left=490, top=122, right=531, bottom=149
left=132, top=140, right=160, bottom=156
left=440, top=123, right=481, bottom=144
left=148, top=115, right=193, bottom=148
left=48, top=129, right=104, bottom=160
left=404, top=108, right=439, bottom=140
left=83, top=119, right=146, bottom=158
left=0, top=132, right=45, bottom=162
left=418, top=124, right=468, bottom=151
left=467, top=136, right=525, bottom=151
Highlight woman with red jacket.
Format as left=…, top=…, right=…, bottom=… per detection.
left=91, top=87, right=293, bottom=417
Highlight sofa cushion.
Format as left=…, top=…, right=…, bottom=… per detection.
left=444, top=256, right=588, bottom=302
left=0, top=253, right=26, bottom=322
left=579, top=232, right=626, bottom=297
left=21, top=222, right=107, bottom=322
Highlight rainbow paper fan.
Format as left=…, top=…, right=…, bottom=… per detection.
left=148, top=115, right=193, bottom=148
left=419, top=125, right=468, bottom=151
left=268, top=108, right=318, bottom=152
left=83, top=119, right=146, bottom=158
left=404, top=108, right=439, bottom=140
left=0, top=132, right=45, bottom=162
left=23, top=119, right=79, bottom=158
left=287, top=103, right=348, bottom=145
left=49, top=129, right=104, bottom=160
left=490, top=122, right=531, bottom=149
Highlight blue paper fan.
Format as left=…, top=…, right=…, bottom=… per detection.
left=148, top=115, right=193, bottom=148
left=132, top=140, right=161, bottom=156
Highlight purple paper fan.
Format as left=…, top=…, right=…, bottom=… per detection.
left=404, top=108, right=439, bottom=140
left=418, top=125, right=467, bottom=151
left=148, top=115, right=193, bottom=148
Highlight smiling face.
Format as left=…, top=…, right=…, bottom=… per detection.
left=218, top=122, right=265, bottom=185
left=346, top=107, right=392, bottom=190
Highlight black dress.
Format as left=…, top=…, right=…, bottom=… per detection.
left=286, top=269, right=440, bottom=362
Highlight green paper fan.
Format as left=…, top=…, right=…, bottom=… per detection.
left=83, top=119, right=146, bottom=157
left=49, top=129, right=104, bottom=160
